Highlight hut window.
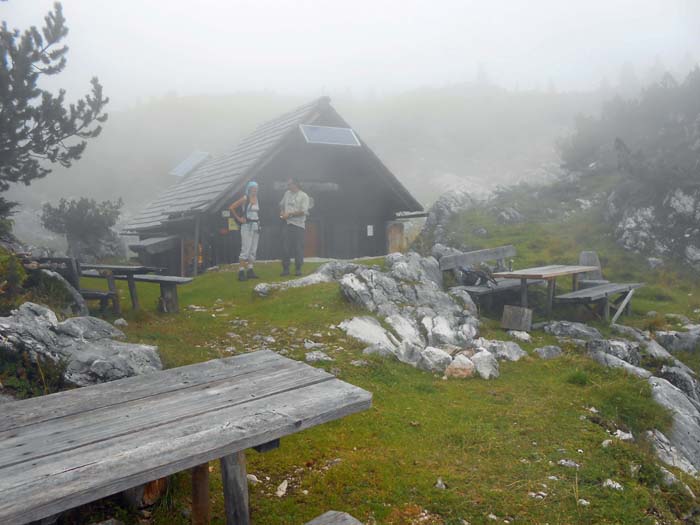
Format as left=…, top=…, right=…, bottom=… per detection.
left=299, top=124, right=361, bottom=147
left=367, top=225, right=374, bottom=237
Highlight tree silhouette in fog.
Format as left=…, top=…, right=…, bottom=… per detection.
left=0, top=2, right=108, bottom=230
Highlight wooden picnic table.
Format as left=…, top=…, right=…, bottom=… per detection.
left=81, top=263, right=161, bottom=312
left=493, top=264, right=600, bottom=317
left=0, top=350, right=372, bottom=525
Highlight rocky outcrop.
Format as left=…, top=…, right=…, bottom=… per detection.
left=255, top=261, right=364, bottom=296
left=607, top=187, right=700, bottom=268
left=0, top=302, right=161, bottom=387
left=544, top=321, right=602, bottom=340
left=420, top=190, right=477, bottom=244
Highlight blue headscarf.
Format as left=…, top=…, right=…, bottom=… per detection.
left=245, top=180, right=258, bottom=197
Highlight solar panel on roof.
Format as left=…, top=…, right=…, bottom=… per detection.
left=299, top=125, right=361, bottom=146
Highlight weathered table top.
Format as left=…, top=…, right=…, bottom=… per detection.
left=80, top=263, right=152, bottom=275
left=493, top=264, right=599, bottom=280
left=0, top=350, right=372, bottom=525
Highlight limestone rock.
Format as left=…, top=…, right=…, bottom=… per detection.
left=0, top=302, right=161, bottom=387
left=660, top=365, right=700, bottom=403
left=507, top=330, right=531, bottom=343
left=476, top=338, right=527, bottom=362
left=645, top=429, right=698, bottom=477
left=655, top=329, right=700, bottom=353
left=586, top=339, right=641, bottom=366
left=339, top=317, right=397, bottom=355
left=472, top=349, right=499, bottom=380
left=588, top=351, right=651, bottom=379
left=535, top=345, right=562, bottom=360
left=416, top=347, right=452, bottom=373
left=545, top=321, right=602, bottom=340
left=647, top=377, right=700, bottom=475
left=445, top=354, right=476, bottom=379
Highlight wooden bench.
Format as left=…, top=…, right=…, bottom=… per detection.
left=439, top=245, right=544, bottom=304
left=555, top=282, right=643, bottom=322
left=0, top=350, right=372, bottom=525
left=38, top=257, right=119, bottom=314
left=115, top=274, right=192, bottom=313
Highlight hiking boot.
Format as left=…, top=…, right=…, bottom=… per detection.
left=238, top=269, right=247, bottom=281
left=280, top=269, right=290, bottom=277
left=246, top=268, right=259, bottom=279
left=295, top=269, right=303, bottom=276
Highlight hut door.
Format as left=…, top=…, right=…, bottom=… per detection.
left=305, top=221, right=320, bottom=257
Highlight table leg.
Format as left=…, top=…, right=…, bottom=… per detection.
left=520, top=278, right=528, bottom=307
left=572, top=273, right=579, bottom=292
left=106, top=275, right=121, bottom=315
left=191, top=463, right=210, bottom=525
left=546, top=279, right=556, bottom=318
left=221, top=451, right=250, bottom=525
left=127, top=275, right=140, bottom=311
left=160, top=283, right=179, bottom=313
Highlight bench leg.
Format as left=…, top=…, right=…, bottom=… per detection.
left=191, top=463, right=210, bottom=525
left=159, top=283, right=179, bottom=313
left=520, top=278, right=528, bottom=308
left=127, top=275, right=140, bottom=311
left=221, top=451, right=250, bottom=525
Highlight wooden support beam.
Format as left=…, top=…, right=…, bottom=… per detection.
left=253, top=439, right=280, bottom=453
left=106, top=274, right=121, bottom=315
left=221, top=452, right=250, bottom=525
left=610, top=289, right=635, bottom=325
left=191, top=462, right=210, bottom=525
left=603, top=296, right=611, bottom=322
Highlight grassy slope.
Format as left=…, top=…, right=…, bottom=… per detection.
left=75, top=252, right=699, bottom=525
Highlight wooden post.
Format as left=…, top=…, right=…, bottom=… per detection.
left=106, top=274, right=121, bottom=315
left=180, top=237, right=185, bottom=278
left=520, top=278, right=528, bottom=307
left=221, top=451, right=250, bottom=525
left=126, top=275, right=140, bottom=311
left=160, top=283, right=179, bottom=313
left=546, top=279, right=556, bottom=318
left=572, top=273, right=579, bottom=292
left=191, top=463, right=210, bottom=525
left=193, top=216, right=200, bottom=278
left=603, top=296, right=611, bottom=322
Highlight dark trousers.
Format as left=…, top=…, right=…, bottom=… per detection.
left=282, top=223, right=305, bottom=271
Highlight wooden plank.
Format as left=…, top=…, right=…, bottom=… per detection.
left=0, top=359, right=333, bottom=467
left=610, top=289, right=635, bottom=324
left=191, top=463, right=210, bottom=525
left=112, top=274, right=193, bottom=284
left=452, top=278, right=545, bottom=296
left=221, top=452, right=250, bottom=525
left=555, top=283, right=643, bottom=302
left=305, top=511, right=363, bottom=525
left=0, top=380, right=371, bottom=524
left=493, top=265, right=600, bottom=280
left=0, top=351, right=284, bottom=432
left=439, top=245, right=516, bottom=271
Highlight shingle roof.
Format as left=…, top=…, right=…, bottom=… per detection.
left=169, top=151, right=211, bottom=178
left=125, top=98, right=325, bottom=232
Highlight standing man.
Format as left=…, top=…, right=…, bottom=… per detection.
left=279, top=177, right=310, bottom=276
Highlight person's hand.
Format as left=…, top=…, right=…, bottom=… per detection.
left=239, top=217, right=247, bottom=224
left=281, top=212, right=289, bottom=220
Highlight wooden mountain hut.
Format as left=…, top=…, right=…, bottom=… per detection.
left=124, top=97, right=424, bottom=276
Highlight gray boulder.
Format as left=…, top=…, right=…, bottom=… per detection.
left=339, top=317, right=397, bottom=355
left=421, top=190, right=477, bottom=244
left=648, top=376, right=700, bottom=475
left=431, top=243, right=462, bottom=261
left=447, top=287, right=479, bottom=316
left=416, top=347, right=452, bottom=373
left=475, top=339, right=527, bottom=362
left=472, top=349, right=500, bottom=379
left=645, top=429, right=698, bottom=476
left=535, top=345, right=563, bottom=360
left=589, top=350, right=651, bottom=379
left=544, top=321, right=602, bottom=340
left=586, top=339, right=641, bottom=366
left=445, top=354, right=476, bottom=378
left=660, top=365, right=700, bottom=403
left=0, top=302, right=161, bottom=387
left=655, top=329, right=700, bottom=353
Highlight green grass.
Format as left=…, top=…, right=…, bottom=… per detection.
left=72, top=258, right=699, bottom=525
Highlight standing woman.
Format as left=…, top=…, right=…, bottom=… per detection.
left=230, top=181, right=261, bottom=281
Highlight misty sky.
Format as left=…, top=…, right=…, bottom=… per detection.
left=3, top=0, right=699, bottom=108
